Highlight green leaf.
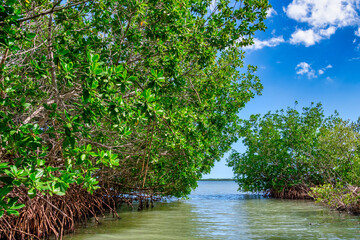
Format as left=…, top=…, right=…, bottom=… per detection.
left=116, top=65, right=123, bottom=73
left=28, top=188, right=36, bottom=198
left=12, top=180, right=21, bottom=186
left=37, top=159, right=45, bottom=166
left=6, top=209, right=19, bottom=216
left=0, top=163, right=8, bottom=169
left=150, top=69, right=156, bottom=77
left=11, top=203, right=25, bottom=210
left=29, top=173, right=36, bottom=181
left=53, top=188, right=66, bottom=196
left=8, top=197, right=18, bottom=207
left=86, top=144, right=92, bottom=152
left=35, top=169, right=44, bottom=179
left=26, top=33, right=36, bottom=40
left=0, top=186, right=12, bottom=197
left=91, top=54, right=100, bottom=62
left=92, top=79, right=99, bottom=89
left=128, top=76, right=137, bottom=82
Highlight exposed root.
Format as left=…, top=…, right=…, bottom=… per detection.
left=0, top=186, right=158, bottom=240
left=268, top=184, right=313, bottom=199
left=310, top=185, right=360, bottom=215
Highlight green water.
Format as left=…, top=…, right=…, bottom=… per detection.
left=66, top=181, right=359, bottom=239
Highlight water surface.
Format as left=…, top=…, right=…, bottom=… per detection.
left=66, top=181, right=359, bottom=239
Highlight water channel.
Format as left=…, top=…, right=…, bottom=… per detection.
left=66, top=181, right=359, bottom=239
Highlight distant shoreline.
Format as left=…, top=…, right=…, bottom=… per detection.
left=199, top=178, right=234, bottom=181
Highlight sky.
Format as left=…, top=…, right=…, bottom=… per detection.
left=204, top=0, right=360, bottom=179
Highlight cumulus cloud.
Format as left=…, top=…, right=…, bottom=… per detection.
left=296, top=62, right=317, bottom=78
left=246, top=36, right=285, bottom=50
left=296, top=62, right=333, bottom=78
left=290, top=29, right=322, bottom=46
left=266, top=8, right=277, bottom=18
left=319, top=26, right=337, bottom=37
left=285, top=0, right=358, bottom=28
left=290, top=26, right=337, bottom=46
left=285, top=0, right=360, bottom=46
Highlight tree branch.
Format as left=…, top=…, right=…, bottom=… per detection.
left=47, top=13, right=58, bottom=96
left=0, top=1, right=90, bottom=26
left=0, top=48, right=9, bottom=98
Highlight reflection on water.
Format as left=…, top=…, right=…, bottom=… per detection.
left=66, top=181, right=360, bottom=240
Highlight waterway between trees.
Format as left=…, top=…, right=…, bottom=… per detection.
left=66, top=181, right=359, bottom=239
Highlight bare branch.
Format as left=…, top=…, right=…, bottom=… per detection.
left=23, top=90, right=79, bottom=125
left=0, top=1, right=90, bottom=26
left=47, top=13, right=58, bottom=96
left=0, top=48, right=9, bottom=98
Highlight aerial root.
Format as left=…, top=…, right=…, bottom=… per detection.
left=268, top=185, right=312, bottom=199
left=0, top=186, right=121, bottom=240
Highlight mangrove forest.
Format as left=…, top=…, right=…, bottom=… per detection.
left=0, top=0, right=269, bottom=238
left=1, top=0, right=359, bottom=239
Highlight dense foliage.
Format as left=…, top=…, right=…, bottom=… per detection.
left=228, top=103, right=360, bottom=202
left=310, top=120, right=360, bottom=213
left=0, top=0, right=269, bottom=225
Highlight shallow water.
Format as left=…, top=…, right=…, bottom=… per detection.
left=66, top=181, right=360, bottom=240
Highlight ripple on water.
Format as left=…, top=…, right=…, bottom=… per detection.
left=65, top=181, right=360, bottom=240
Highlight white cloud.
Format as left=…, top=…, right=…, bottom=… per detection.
left=325, top=64, right=333, bottom=69
left=266, top=8, right=277, bottom=18
left=285, top=0, right=359, bottom=28
left=318, top=65, right=332, bottom=75
left=289, top=26, right=337, bottom=46
left=296, top=62, right=333, bottom=78
left=296, top=62, right=317, bottom=78
left=318, top=64, right=332, bottom=75
left=290, top=29, right=322, bottom=46
left=355, top=27, right=360, bottom=36
left=246, top=36, right=285, bottom=50
left=319, top=26, right=337, bottom=37
left=285, top=0, right=360, bottom=46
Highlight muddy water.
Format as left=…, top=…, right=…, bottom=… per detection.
left=66, top=181, right=359, bottom=239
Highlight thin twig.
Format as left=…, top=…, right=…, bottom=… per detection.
left=0, top=1, right=91, bottom=26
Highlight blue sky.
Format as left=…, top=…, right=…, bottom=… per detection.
left=204, top=0, right=360, bottom=179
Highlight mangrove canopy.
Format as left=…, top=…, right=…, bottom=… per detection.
left=0, top=0, right=269, bottom=238
left=228, top=103, right=360, bottom=210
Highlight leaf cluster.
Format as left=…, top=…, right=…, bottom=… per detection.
left=0, top=0, right=270, bottom=217
left=227, top=103, right=360, bottom=195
